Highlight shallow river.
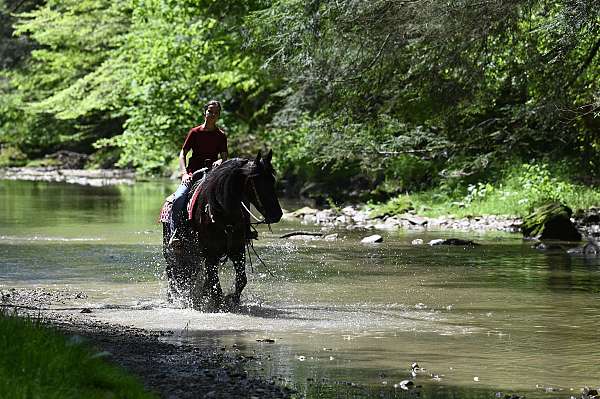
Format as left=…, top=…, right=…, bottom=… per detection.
left=1, top=180, right=599, bottom=398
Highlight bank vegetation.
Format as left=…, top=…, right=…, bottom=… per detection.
left=1, top=0, right=598, bottom=210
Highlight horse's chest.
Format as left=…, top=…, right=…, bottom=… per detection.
left=197, top=225, right=245, bottom=253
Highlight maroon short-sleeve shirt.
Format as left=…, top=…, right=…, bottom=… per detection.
left=182, top=124, right=227, bottom=173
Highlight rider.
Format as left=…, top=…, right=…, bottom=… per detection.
left=169, top=100, right=228, bottom=248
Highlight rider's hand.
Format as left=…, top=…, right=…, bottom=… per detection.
left=212, top=159, right=223, bottom=168
left=181, top=172, right=192, bottom=184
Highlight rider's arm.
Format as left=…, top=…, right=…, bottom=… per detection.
left=178, top=149, right=188, bottom=176
left=212, top=151, right=227, bottom=168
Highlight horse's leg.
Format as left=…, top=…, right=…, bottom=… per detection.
left=162, top=223, right=180, bottom=302
left=164, top=223, right=200, bottom=305
left=225, top=251, right=246, bottom=307
left=202, top=256, right=223, bottom=308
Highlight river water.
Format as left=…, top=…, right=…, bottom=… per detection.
left=1, top=180, right=599, bottom=398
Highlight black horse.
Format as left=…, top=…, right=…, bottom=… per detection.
left=162, top=150, right=282, bottom=309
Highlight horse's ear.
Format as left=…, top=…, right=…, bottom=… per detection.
left=255, top=151, right=262, bottom=164
left=265, top=149, right=273, bottom=164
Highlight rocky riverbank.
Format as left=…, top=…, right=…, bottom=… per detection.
left=285, top=205, right=600, bottom=240
left=286, top=205, right=522, bottom=233
left=0, top=167, right=135, bottom=186
left=1, top=288, right=295, bottom=399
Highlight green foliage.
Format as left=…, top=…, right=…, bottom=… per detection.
left=0, top=311, right=155, bottom=398
left=248, top=0, right=600, bottom=180
left=0, top=0, right=599, bottom=202
left=0, top=0, right=131, bottom=157
left=262, top=114, right=318, bottom=177
left=95, top=0, right=276, bottom=174
left=0, top=145, right=27, bottom=166
left=372, top=162, right=600, bottom=218
left=515, top=163, right=576, bottom=205
left=464, top=183, right=496, bottom=205
left=369, top=195, right=413, bottom=218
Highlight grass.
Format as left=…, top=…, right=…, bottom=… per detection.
left=0, top=311, right=156, bottom=399
left=369, top=163, right=600, bottom=218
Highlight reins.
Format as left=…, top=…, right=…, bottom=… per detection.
left=245, top=236, right=275, bottom=277
left=239, top=173, right=275, bottom=277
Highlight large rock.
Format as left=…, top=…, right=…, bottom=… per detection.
left=428, top=238, right=479, bottom=246
left=45, top=150, right=89, bottom=169
left=290, top=206, right=319, bottom=218
left=521, top=202, right=582, bottom=241
left=361, top=234, right=383, bottom=243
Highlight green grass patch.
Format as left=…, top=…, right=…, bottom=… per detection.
left=369, top=162, right=600, bottom=218
left=0, top=311, right=156, bottom=399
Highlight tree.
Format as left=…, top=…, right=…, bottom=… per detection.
left=248, top=0, right=600, bottom=191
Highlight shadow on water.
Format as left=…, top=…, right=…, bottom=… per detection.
left=541, top=251, right=600, bottom=293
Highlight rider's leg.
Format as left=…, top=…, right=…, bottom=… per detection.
left=169, top=182, right=190, bottom=244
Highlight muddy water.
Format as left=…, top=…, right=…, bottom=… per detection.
left=1, top=180, right=600, bottom=398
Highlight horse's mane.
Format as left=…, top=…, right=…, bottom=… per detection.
left=196, top=158, right=252, bottom=224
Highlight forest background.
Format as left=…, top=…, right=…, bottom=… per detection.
left=1, top=0, right=599, bottom=214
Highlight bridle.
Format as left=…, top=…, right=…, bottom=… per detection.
left=241, top=171, right=270, bottom=227
left=239, top=170, right=275, bottom=277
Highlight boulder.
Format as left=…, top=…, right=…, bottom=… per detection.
left=290, top=206, right=319, bottom=218
left=401, top=215, right=428, bottom=226
left=567, top=240, right=600, bottom=256
left=521, top=202, right=582, bottom=241
left=361, top=234, right=383, bottom=243
left=323, top=233, right=339, bottom=241
left=532, top=242, right=563, bottom=251
left=428, top=238, right=479, bottom=246
left=45, top=150, right=89, bottom=169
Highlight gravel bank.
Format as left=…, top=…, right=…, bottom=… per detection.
left=286, top=206, right=522, bottom=233
left=285, top=206, right=600, bottom=240
left=1, top=288, right=294, bottom=399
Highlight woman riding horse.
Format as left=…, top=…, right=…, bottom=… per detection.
left=169, top=100, right=228, bottom=250
left=162, top=150, right=282, bottom=309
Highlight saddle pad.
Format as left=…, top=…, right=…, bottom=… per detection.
left=158, top=194, right=175, bottom=223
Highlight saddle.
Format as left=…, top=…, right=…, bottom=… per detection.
left=158, top=168, right=210, bottom=225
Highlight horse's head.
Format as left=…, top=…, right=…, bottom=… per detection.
left=247, top=150, right=283, bottom=224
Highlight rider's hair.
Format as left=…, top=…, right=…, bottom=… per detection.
left=204, top=100, right=222, bottom=114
